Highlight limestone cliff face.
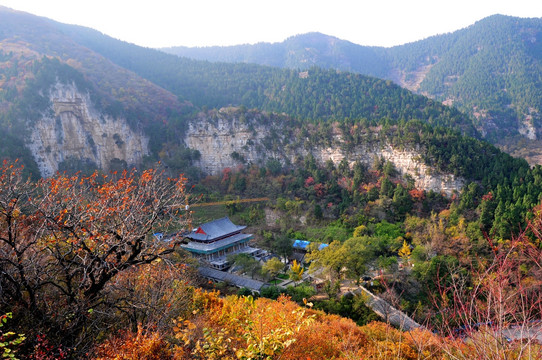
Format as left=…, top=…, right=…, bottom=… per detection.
left=185, top=109, right=276, bottom=174
left=310, top=142, right=464, bottom=195
left=28, top=83, right=149, bottom=177
left=185, top=108, right=464, bottom=195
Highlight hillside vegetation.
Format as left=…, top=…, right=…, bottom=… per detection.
left=61, top=21, right=476, bottom=135
left=164, top=15, right=542, bottom=161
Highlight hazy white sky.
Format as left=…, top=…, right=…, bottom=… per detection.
left=0, top=0, right=541, bottom=48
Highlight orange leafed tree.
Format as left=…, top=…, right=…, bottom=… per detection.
left=169, top=291, right=447, bottom=360
left=0, top=161, right=191, bottom=350
left=93, top=325, right=173, bottom=360
left=106, top=260, right=197, bottom=332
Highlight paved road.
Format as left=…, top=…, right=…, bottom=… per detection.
left=342, top=280, right=540, bottom=339
left=502, top=323, right=542, bottom=343
left=354, top=285, right=422, bottom=331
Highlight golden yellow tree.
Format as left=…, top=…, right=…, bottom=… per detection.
left=398, top=240, right=412, bottom=264
left=289, top=260, right=304, bottom=286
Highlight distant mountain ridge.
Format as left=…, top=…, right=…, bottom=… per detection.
left=162, top=32, right=391, bottom=78
left=0, top=5, right=530, bottom=189
left=162, top=15, right=542, bottom=163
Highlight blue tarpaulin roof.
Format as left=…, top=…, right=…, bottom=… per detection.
left=292, top=240, right=328, bottom=251
left=293, top=240, right=310, bottom=249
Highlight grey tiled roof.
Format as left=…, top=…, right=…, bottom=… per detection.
left=199, top=266, right=265, bottom=291
left=186, top=217, right=246, bottom=241
left=181, top=233, right=253, bottom=254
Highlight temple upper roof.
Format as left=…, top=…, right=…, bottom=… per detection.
left=185, top=217, right=246, bottom=242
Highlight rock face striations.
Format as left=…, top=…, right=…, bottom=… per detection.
left=28, top=83, right=149, bottom=177
left=184, top=107, right=464, bottom=195
left=26, top=99, right=463, bottom=195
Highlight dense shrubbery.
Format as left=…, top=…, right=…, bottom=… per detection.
left=91, top=283, right=541, bottom=359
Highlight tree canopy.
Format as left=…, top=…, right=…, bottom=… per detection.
left=0, top=161, right=192, bottom=350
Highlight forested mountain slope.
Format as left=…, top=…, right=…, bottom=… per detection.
left=0, top=6, right=192, bottom=177
left=59, top=20, right=476, bottom=135
left=0, top=7, right=536, bottom=218
left=162, top=32, right=392, bottom=78
left=0, top=7, right=186, bottom=119
left=163, top=15, right=542, bottom=163
left=0, top=6, right=483, bottom=178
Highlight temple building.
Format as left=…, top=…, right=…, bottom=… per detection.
left=181, top=217, right=265, bottom=270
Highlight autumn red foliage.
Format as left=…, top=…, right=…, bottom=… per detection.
left=408, top=188, right=425, bottom=201
left=430, top=221, right=542, bottom=359
left=92, top=326, right=172, bottom=360
left=0, top=161, right=192, bottom=354
left=89, top=281, right=541, bottom=359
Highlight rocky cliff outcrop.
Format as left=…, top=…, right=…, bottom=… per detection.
left=28, top=82, right=149, bottom=177
left=311, top=144, right=464, bottom=196
left=184, top=109, right=274, bottom=174
left=184, top=108, right=464, bottom=195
